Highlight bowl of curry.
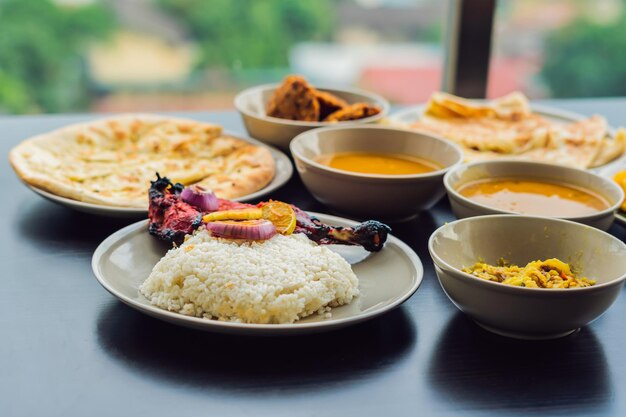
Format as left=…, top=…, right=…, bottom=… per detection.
left=444, top=160, right=624, bottom=230
left=428, top=215, right=626, bottom=339
left=290, top=125, right=463, bottom=220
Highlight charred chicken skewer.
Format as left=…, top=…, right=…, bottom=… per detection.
left=148, top=175, right=390, bottom=251
left=291, top=206, right=390, bottom=252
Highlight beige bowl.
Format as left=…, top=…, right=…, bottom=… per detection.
left=290, top=125, right=464, bottom=221
left=444, top=160, right=624, bottom=230
left=234, top=84, right=390, bottom=149
left=429, top=215, right=626, bottom=339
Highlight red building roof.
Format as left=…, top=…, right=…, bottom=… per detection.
left=359, top=57, right=540, bottom=104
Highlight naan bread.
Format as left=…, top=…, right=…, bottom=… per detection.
left=408, top=92, right=624, bottom=169
left=9, top=114, right=275, bottom=208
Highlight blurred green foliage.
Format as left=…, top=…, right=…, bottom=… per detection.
left=0, top=0, right=115, bottom=113
left=2, top=0, right=625, bottom=114
left=158, top=0, right=334, bottom=69
left=542, top=14, right=626, bottom=97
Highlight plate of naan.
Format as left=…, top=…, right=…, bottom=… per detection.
left=9, top=114, right=293, bottom=217
left=389, top=92, right=626, bottom=170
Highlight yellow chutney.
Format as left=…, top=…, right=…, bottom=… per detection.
left=316, top=152, right=441, bottom=175
left=457, top=178, right=609, bottom=216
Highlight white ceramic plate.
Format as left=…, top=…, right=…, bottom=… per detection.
left=389, top=103, right=624, bottom=172
left=92, top=213, right=423, bottom=334
left=21, top=131, right=293, bottom=218
left=598, top=162, right=626, bottom=226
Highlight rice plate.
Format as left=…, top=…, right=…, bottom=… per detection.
left=140, top=230, right=359, bottom=324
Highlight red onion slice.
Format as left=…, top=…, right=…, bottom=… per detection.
left=206, top=220, right=277, bottom=241
left=181, top=185, right=219, bottom=212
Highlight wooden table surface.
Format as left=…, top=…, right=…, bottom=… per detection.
left=2, top=100, right=626, bottom=417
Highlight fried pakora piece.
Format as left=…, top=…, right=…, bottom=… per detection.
left=266, top=75, right=320, bottom=121
left=324, top=103, right=382, bottom=122
left=313, top=90, right=348, bottom=120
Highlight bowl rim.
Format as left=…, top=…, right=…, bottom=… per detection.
left=428, top=214, right=626, bottom=294
left=290, top=124, right=465, bottom=180
left=234, top=83, right=391, bottom=127
left=443, top=159, right=625, bottom=221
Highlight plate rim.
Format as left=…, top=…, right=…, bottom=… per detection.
left=19, top=128, right=293, bottom=215
left=91, top=212, right=424, bottom=333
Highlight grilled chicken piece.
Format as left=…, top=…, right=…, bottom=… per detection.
left=292, top=207, right=390, bottom=252
left=148, top=175, right=391, bottom=251
left=148, top=174, right=202, bottom=244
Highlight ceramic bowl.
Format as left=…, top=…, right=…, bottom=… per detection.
left=428, top=215, right=626, bottom=339
left=290, top=125, right=463, bottom=221
left=234, top=84, right=389, bottom=149
left=444, top=160, right=624, bottom=230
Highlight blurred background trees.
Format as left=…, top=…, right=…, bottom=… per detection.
left=158, top=0, right=334, bottom=69
left=0, top=0, right=116, bottom=113
left=0, top=0, right=624, bottom=115
left=541, top=13, right=626, bottom=98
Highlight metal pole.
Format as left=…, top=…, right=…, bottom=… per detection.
left=443, top=0, right=496, bottom=98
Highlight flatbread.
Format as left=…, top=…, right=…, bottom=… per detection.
left=9, top=114, right=276, bottom=208
left=413, top=113, right=550, bottom=154
left=590, top=128, right=626, bottom=168
left=408, top=92, right=624, bottom=169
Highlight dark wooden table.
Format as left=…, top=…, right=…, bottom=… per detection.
left=3, top=100, right=626, bottom=417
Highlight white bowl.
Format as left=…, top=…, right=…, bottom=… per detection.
left=428, top=215, right=626, bottom=339
left=234, top=84, right=390, bottom=149
left=290, top=125, right=463, bottom=221
left=444, top=160, right=624, bottom=230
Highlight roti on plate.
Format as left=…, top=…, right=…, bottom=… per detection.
left=9, top=114, right=276, bottom=208
left=407, top=92, right=625, bottom=169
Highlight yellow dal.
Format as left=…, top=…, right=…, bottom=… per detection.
left=316, top=152, right=441, bottom=175
left=458, top=178, right=609, bottom=216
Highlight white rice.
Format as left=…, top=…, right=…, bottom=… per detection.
left=139, top=230, right=359, bottom=324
